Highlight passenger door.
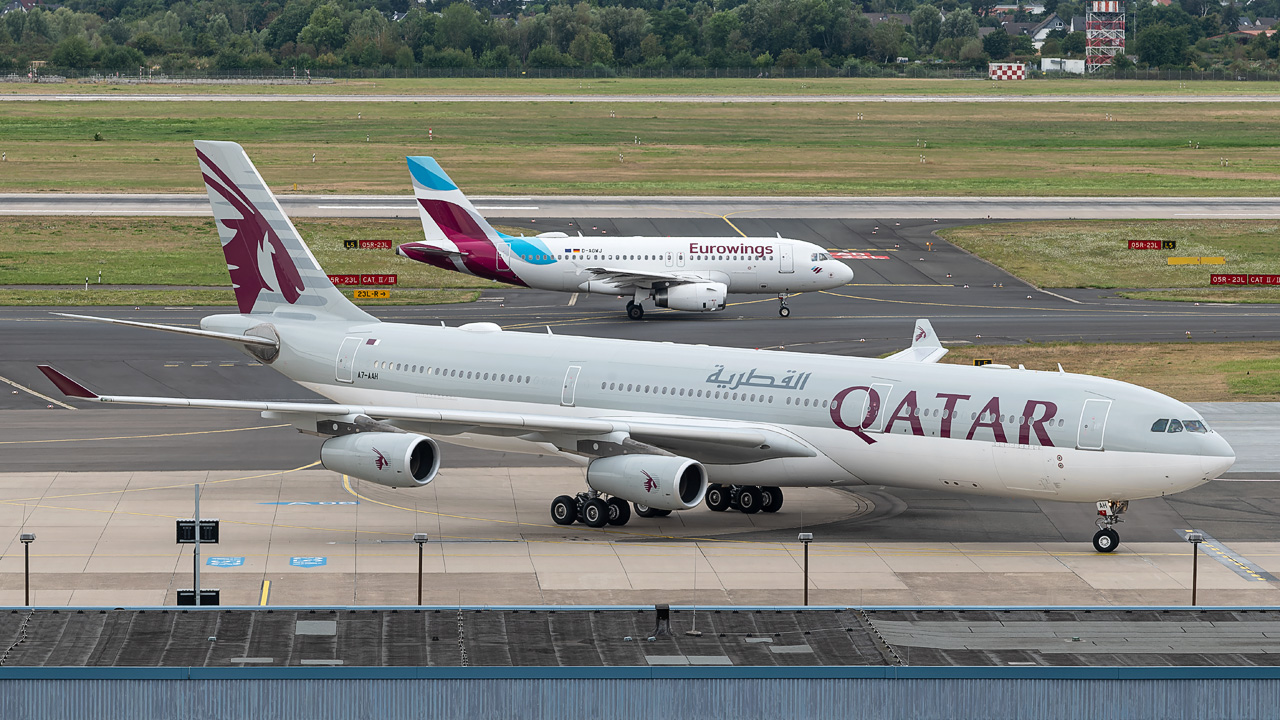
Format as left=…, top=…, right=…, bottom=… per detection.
left=335, top=337, right=362, bottom=384
left=561, top=365, right=583, bottom=407
left=779, top=243, right=794, bottom=273
left=1077, top=399, right=1112, bottom=451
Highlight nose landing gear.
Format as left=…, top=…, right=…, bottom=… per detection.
left=1092, top=500, right=1129, bottom=553
left=778, top=293, right=791, bottom=318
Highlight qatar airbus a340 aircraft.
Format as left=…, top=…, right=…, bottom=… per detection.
left=394, top=156, right=854, bottom=319
left=40, top=141, right=1233, bottom=554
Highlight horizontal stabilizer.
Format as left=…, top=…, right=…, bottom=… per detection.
left=37, top=365, right=98, bottom=399
left=884, top=319, right=948, bottom=364
left=52, top=313, right=279, bottom=347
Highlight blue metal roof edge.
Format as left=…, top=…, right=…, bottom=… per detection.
left=2, top=667, right=1279, bottom=681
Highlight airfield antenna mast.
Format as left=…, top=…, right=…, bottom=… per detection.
left=1086, top=0, right=1126, bottom=73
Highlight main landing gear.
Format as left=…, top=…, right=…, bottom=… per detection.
left=777, top=294, right=791, bottom=318
left=1092, top=500, right=1129, bottom=553
left=705, top=484, right=784, bottom=514
left=625, top=300, right=645, bottom=320
left=551, top=491, right=669, bottom=528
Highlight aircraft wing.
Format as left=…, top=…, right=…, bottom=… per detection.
left=37, top=365, right=815, bottom=462
left=883, top=319, right=949, bottom=364
left=581, top=267, right=708, bottom=289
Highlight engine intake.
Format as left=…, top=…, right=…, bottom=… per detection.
left=586, top=454, right=708, bottom=511
left=320, top=432, right=440, bottom=488
left=653, top=282, right=726, bottom=312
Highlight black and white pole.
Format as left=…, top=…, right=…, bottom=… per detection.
left=798, top=532, right=813, bottom=606
left=1187, top=531, right=1204, bottom=606
left=413, top=533, right=429, bottom=605
left=20, top=532, right=35, bottom=606
left=194, top=484, right=201, bottom=607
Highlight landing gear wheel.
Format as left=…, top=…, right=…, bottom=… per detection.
left=581, top=498, right=610, bottom=528
left=1092, top=528, right=1119, bottom=553
left=761, top=486, right=784, bottom=513
left=606, top=497, right=631, bottom=526
left=737, top=486, right=763, bottom=514
left=550, top=495, right=577, bottom=525
left=651, top=508, right=671, bottom=517
left=705, top=485, right=731, bottom=512
left=634, top=503, right=657, bottom=518
left=627, top=303, right=644, bottom=320
left=779, top=305, right=791, bottom=318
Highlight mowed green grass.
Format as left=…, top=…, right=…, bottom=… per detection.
left=2, top=100, right=1279, bottom=195
left=0, top=216, right=508, bottom=289
left=942, top=341, right=1280, bottom=402
left=10, top=76, right=1280, bottom=97
left=939, top=220, right=1280, bottom=299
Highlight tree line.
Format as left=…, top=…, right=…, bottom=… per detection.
left=0, top=0, right=1271, bottom=75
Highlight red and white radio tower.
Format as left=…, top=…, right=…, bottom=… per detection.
left=1086, top=0, right=1126, bottom=73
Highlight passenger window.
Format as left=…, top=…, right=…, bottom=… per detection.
left=1151, top=419, right=1169, bottom=433
left=1167, top=419, right=1184, bottom=433
left=1183, top=420, right=1208, bottom=433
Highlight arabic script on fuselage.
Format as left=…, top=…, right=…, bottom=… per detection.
left=706, top=365, right=811, bottom=391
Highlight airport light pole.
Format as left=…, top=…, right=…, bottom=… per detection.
left=414, top=533, right=429, bottom=605
left=1187, top=532, right=1204, bottom=606
left=20, top=532, right=35, bottom=606
left=798, top=532, right=813, bottom=606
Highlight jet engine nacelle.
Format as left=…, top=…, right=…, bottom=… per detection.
left=320, top=432, right=440, bottom=488
left=653, top=282, right=726, bottom=312
left=586, top=454, right=708, bottom=511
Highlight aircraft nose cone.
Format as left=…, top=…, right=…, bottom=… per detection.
left=1201, top=434, right=1235, bottom=478
left=837, top=262, right=854, bottom=284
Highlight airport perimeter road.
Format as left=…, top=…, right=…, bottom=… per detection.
left=5, top=193, right=1280, bottom=220
left=5, top=93, right=1280, bottom=104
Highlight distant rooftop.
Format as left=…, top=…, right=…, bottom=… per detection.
left=3, top=607, right=1280, bottom=668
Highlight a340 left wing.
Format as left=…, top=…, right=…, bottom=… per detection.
left=37, top=365, right=815, bottom=464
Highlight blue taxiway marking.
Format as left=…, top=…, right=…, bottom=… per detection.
left=206, top=557, right=244, bottom=567
left=1177, top=529, right=1275, bottom=581
left=290, top=557, right=327, bottom=568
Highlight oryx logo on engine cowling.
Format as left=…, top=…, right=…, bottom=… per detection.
left=642, top=471, right=657, bottom=493
left=373, top=448, right=389, bottom=471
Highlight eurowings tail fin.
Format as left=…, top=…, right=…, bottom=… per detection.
left=884, top=319, right=948, bottom=364
left=407, top=156, right=502, bottom=246
left=194, top=140, right=374, bottom=322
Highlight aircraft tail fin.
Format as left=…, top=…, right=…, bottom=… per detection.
left=884, top=319, right=948, bottom=364
left=194, top=140, right=374, bottom=322
left=407, top=156, right=503, bottom=246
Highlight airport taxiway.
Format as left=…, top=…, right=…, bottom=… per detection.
left=1, top=215, right=1277, bottom=608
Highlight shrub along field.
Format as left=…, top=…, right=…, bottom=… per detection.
left=2, top=99, right=1279, bottom=196
left=941, top=341, right=1280, bottom=402
left=939, top=219, right=1280, bottom=302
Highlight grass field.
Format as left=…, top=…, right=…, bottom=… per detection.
left=2, top=100, right=1279, bottom=195
left=7, top=77, right=1280, bottom=97
left=941, top=341, right=1280, bottom=402
left=0, top=217, right=508, bottom=305
left=939, top=220, right=1280, bottom=295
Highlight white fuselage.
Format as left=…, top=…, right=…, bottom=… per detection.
left=207, top=315, right=1236, bottom=505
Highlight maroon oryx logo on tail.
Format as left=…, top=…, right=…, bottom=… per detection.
left=197, top=148, right=305, bottom=314
left=915, top=325, right=927, bottom=342
left=642, top=471, right=657, bottom=493
left=373, top=447, right=389, bottom=471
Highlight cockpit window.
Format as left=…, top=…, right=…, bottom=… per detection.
left=1183, top=420, right=1208, bottom=433
left=1151, top=419, right=1169, bottom=433
left=1167, top=419, right=1184, bottom=433
left=810, top=252, right=832, bottom=262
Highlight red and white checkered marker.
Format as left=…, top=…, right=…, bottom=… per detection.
left=988, top=62, right=1026, bottom=80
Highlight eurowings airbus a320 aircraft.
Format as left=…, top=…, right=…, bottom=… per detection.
left=40, top=142, right=1234, bottom=554
left=394, top=156, right=854, bottom=319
